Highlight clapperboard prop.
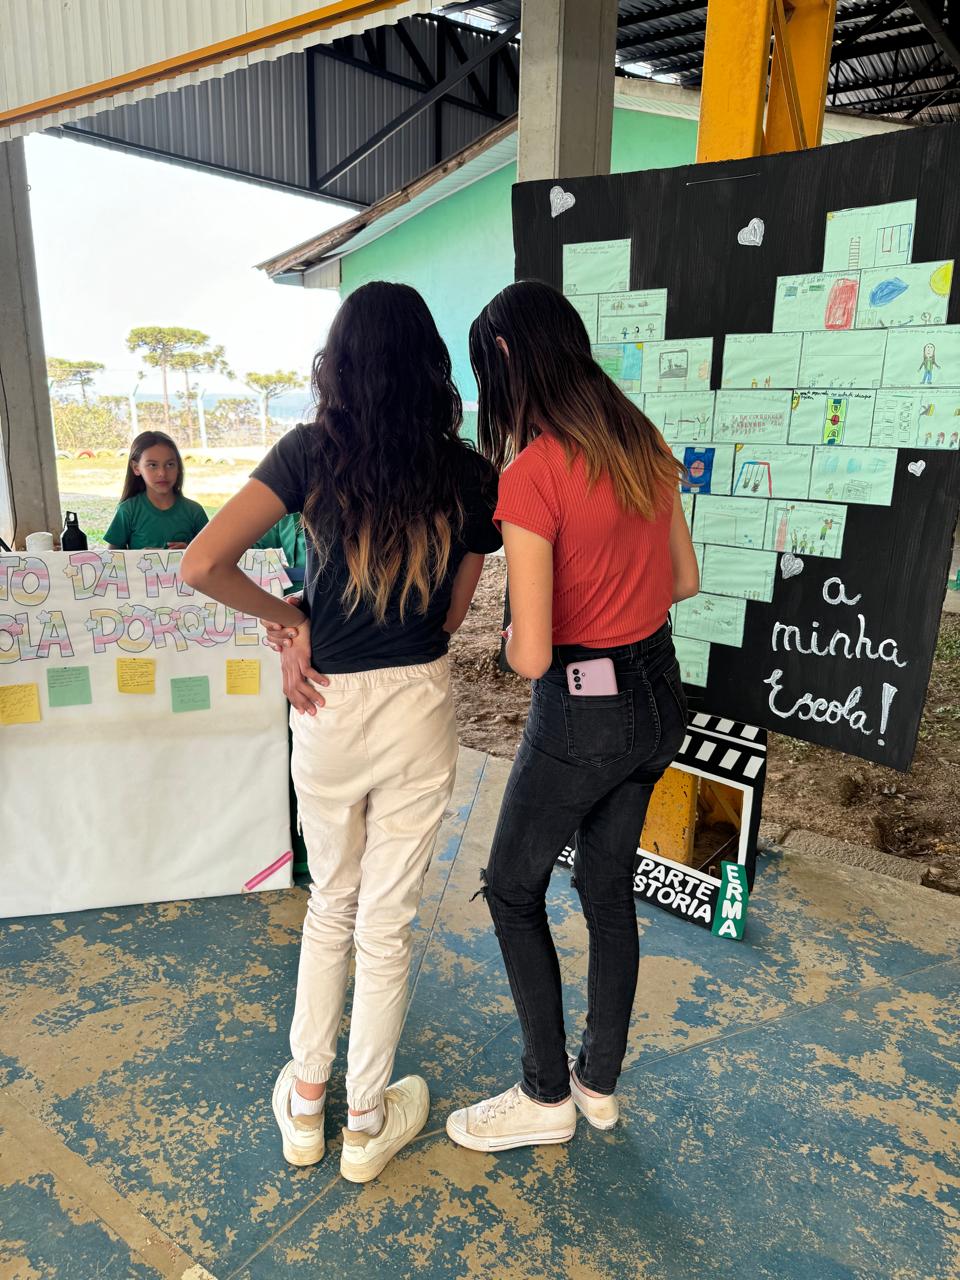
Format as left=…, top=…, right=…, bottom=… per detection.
left=558, top=713, right=764, bottom=940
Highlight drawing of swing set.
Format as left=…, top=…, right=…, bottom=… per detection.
left=735, top=459, right=773, bottom=495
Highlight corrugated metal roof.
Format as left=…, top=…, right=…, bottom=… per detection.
left=50, top=13, right=519, bottom=207
left=0, top=0, right=436, bottom=143
left=448, top=0, right=960, bottom=125
left=259, top=77, right=909, bottom=283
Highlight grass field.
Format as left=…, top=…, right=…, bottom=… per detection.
left=57, top=453, right=258, bottom=544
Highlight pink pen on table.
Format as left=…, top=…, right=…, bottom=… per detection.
left=243, top=849, right=294, bottom=892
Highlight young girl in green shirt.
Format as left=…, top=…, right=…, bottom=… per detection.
left=104, top=431, right=208, bottom=550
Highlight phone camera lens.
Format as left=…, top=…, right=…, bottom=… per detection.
left=573, top=668, right=580, bottom=675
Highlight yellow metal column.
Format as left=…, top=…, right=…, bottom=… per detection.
left=696, top=0, right=774, bottom=162
left=764, top=0, right=837, bottom=154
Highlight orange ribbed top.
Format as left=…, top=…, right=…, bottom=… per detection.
left=494, top=432, right=674, bottom=647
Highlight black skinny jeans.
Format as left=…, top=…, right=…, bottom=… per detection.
left=484, top=624, right=687, bottom=1104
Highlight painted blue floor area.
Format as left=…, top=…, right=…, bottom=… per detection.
left=1, top=746, right=959, bottom=1280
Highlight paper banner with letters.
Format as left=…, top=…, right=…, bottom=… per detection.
left=0, top=549, right=293, bottom=917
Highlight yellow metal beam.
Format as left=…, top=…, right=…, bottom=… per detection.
left=696, top=0, right=774, bottom=162
left=764, top=0, right=838, bottom=154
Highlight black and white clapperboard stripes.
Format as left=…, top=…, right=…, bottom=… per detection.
left=558, top=713, right=766, bottom=936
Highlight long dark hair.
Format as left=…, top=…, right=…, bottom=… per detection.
left=120, top=431, right=184, bottom=502
left=302, top=281, right=467, bottom=621
left=470, top=281, right=682, bottom=519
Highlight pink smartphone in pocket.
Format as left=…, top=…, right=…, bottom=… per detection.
left=566, top=658, right=618, bottom=696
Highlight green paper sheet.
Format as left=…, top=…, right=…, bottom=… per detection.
left=797, top=329, right=888, bottom=388
left=591, top=342, right=643, bottom=391
left=674, top=635, right=710, bottom=687
left=713, top=390, right=792, bottom=444
left=871, top=390, right=960, bottom=449
left=640, top=337, right=713, bottom=393
left=563, top=239, right=631, bottom=296
left=644, top=391, right=714, bottom=441
left=822, top=199, right=916, bottom=272
left=731, top=444, right=813, bottom=500
left=673, top=593, right=747, bottom=647
left=721, top=332, right=802, bottom=389
left=855, top=260, right=953, bottom=329
left=763, top=500, right=848, bottom=558
left=881, top=324, right=960, bottom=386
left=171, top=675, right=212, bottom=714
left=773, top=271, right=860, bottom=332
left=808, top=446, right=897, bottom=505
left=671, top=442, right=737, bottom=495
left=700, top=545, right=778, bottom=602
left=692, top=495, right=768, bottom=549
left=680, top=492, right=694, bottom=530
left=788, top=389, right=876, bottom=446
left=567, top=293, right=599, bottom=342
left=597, top=289, right=666, bottom=342
left=46, top=665, right=92, bottom=708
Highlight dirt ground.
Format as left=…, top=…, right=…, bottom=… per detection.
left=449, top=557, right=960, bottom=893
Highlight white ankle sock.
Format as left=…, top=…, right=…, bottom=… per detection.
left=347, top=1103, right=383, bottom=1134
left=291, top=1086, right=326, bottom=1117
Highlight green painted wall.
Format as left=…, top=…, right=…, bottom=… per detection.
left=340, top=109, right=698, bottom=418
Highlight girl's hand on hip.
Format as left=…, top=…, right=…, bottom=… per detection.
left=281, top=622, right=329, bottom=715
left=262, top=593, right=303, bottom=651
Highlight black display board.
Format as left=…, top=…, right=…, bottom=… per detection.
left=512, top=126, right=960, bottom=771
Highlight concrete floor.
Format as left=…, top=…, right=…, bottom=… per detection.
left=2, top=746, right=960, bottom=1280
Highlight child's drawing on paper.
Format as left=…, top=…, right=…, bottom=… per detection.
left=920, top=342, right=940, bottom=385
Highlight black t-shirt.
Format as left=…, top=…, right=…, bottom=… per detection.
left=252, top=424, right=501, bottom=673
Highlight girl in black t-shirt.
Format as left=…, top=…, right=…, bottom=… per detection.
left=182, top=283, right=500, bottom=1183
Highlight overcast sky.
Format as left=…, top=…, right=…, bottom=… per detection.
left=25, top=132, right=348, bottom=397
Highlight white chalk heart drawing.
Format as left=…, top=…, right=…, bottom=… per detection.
left=907, top=459, right=926, bottom=476
left=737, top=217, right=765, bottom=247
left=549, top=185, right=576, bottom=218
left=780, top=553, right=804, bottom=579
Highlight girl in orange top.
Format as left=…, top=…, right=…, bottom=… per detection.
left=446, top=281, right=699, bottom=1154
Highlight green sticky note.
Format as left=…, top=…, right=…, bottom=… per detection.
left=46, top=665, right=92, bottom=708
left=171, top=675, right=211, bottom=714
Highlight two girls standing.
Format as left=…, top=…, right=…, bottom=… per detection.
left=184, top=278, right=698, bottom=1181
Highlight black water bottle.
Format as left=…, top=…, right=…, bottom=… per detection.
left=60, top=511, right=87, bottom=551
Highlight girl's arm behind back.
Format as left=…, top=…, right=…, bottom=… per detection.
left=501, top=522, right=554, bottom=679
left=670, top=490, right=699, bottom=604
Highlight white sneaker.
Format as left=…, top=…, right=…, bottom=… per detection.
left=339, top=1076, right=430, bottom=1184
left=446, top=1083, right=576, bottom=1152
left=272, top=1061, right=325, bottom=1167
left=568, top=1057, right=619, bottom=1130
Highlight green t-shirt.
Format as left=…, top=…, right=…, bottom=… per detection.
left=254, top=513, right=307, bottom=569
left=104, top=492, right=209, bottom=550
left=255, top=513, right=307, bottom=592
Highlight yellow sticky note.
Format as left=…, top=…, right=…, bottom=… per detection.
left=0, top=683, right=41, bottom=726
left=117, top=658, right=156, bottom=694
left=226, top=658, right=260, bottom=695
